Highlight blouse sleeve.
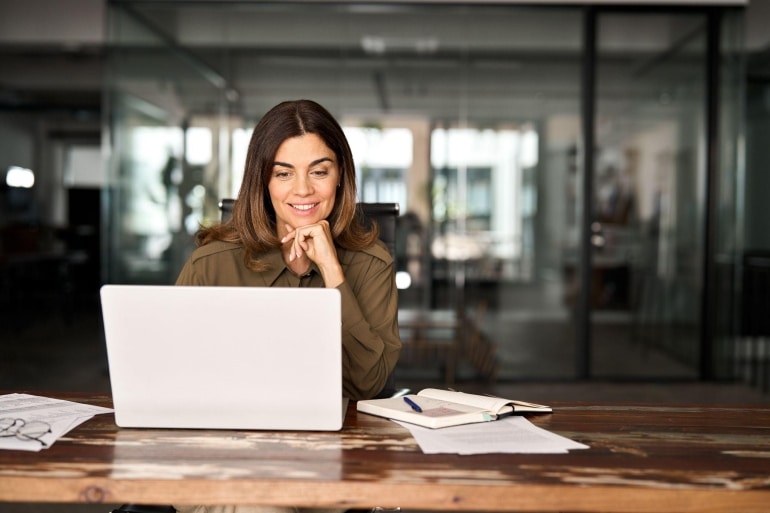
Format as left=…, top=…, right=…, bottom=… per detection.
left=337, top=244, right=401, bottom=400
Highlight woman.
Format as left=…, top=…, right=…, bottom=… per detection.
left=176, top=99, right=401, bottom=402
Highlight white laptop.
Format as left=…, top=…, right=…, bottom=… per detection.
left=99, top=284, right=345, bottom=431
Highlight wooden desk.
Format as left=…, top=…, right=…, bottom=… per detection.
left=1, top=393, right=769, bottom=512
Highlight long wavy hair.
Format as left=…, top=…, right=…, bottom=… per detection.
left=196, top=99, right=378, bottom=271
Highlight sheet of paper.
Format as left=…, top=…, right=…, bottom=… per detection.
left=0, top=393, right=113, bottom=452
left=395, top=416, right=589, bottom=455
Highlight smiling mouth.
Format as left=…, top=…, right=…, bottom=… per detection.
left=291, top=203, right=318, bottom=211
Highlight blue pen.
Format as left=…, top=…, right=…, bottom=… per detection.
left=403, top=396, right=423, bottom=413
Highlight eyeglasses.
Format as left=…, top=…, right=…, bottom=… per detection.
left=0, top=417, right=52, bottom=447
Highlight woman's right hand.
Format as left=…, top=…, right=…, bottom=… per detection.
left=281, top=221, right=344, bottom=287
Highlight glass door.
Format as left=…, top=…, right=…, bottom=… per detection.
left=591, top=11, right=709, bottom=378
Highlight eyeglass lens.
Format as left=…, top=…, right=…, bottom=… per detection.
left=0, top=417, right=51, bottom=445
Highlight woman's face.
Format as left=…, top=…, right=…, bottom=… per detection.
left=268, top=133, right=340, bottom=238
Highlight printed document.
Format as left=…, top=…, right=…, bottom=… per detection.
left=395, top=415, right=589, bottom=454
left=0, top=393, right=113, bottom=452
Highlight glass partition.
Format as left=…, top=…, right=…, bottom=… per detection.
left=593, top=12, right=710, bottom=378
left=105, top=4, right=228, bottom=284
left=715, top=9, right=747, bottom=380
left=105, top=1, right=742, bottom=385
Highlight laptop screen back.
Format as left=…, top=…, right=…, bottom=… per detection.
left=100, top=285, right=343, bottom=431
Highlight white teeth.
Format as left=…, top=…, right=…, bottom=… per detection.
left=293, top=204, right=316, bottom=211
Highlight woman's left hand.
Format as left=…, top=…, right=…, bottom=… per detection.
left=281, top=220, right=344, bottom=287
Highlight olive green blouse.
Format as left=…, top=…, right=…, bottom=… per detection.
left=175, top=239, right=401, bottom=400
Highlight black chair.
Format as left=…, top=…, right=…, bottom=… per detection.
left=218, top=198, right=399, bottom=258
left=218, top=197, right=235, bottom=221
left=111, top=202, right=399, bottom=513
left=352, top=203, right=400, bottom=398
left=354, top=202, right=399, bottom=258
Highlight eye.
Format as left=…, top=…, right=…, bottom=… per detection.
left=273, top=169, right=292, bottom=179
left=311, top=168, right=330, bottom=177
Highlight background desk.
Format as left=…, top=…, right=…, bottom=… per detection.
left=398, top=307, right=498, bottom=384
left=398, top=308, right=462, bottom=384
left=1, top=393, right=769, bottom=512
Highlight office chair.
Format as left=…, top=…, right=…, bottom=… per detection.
left=219, top=198, right=235, bottom=221
left=350, top=202, right=400, bottom=398
left=112, top=201, right=400, bottom=513
left=218, top=199, right=399, bottom=260
left=218, top=198, right=399, bottom=259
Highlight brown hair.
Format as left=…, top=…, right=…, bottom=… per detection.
left=196, top=99, right=378, bottom=271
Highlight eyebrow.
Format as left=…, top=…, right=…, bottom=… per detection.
left=273, top=157, right=334, bottom=168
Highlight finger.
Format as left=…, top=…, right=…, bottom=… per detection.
left=300, top=230, right=313, bottom=251
left=280, top=224, right=296, bottom=244
left=294, top=231, right=305, bottom=259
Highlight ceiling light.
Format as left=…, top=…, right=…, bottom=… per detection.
left=361, top=36, right=439, bottom=55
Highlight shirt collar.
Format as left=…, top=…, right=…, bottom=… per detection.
left=261, top=248, right=320, bottom=286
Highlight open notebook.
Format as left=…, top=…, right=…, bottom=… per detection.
left=100, top=285, right=345, bottom=431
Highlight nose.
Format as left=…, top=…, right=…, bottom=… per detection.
left=293, top=173, right=313, bottom=195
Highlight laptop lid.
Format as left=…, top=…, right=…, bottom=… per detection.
left=100, top=284, right=344, bottom=431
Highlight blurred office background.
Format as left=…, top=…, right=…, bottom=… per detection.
left=1, top=0, right=770, bottom=401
